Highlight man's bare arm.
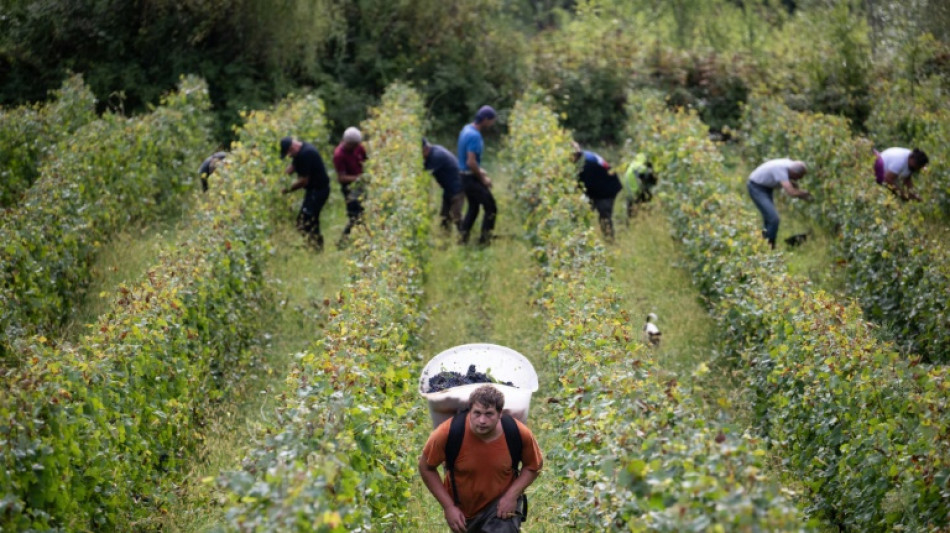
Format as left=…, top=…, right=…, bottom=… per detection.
left=337, top=172, right=360, bottom=184
left=282, top=177, right=309, bottom=194
left=466, top=151, right=491, bottom=188
left=780, top=179, right=810, bottom=199
left=495, top=468, right=540, bottom=517
left=419, top=454, right=466, bottom=533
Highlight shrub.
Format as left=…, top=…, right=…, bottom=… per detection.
left=507, top=91, right=806, bottom=530
left=219, top=84, right=431, bottom=532
left=0, top=75, right=211, bottom=359
left=0, top=74, right=97, bottom=207
left=741, top=95, right=950, bottom=360
left=628, top=92, right=950, bottom=530
left=0, top=89, right=328, bottom=531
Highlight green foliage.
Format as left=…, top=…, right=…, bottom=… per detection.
left=0, top=74, right=96, bottom=207
left=628, top=91, right=950, bottom=530
left=741, top=95, right=950, bottom=360
left=507, top=91, right=807, bottom=530
left=0, top=75, right=212, bottom=360
left=800, top=2, right=872, bottom=129
left=219, top=83, right=431, bottom=532
left=0, top=89, right=328, bottom=531
left=867, top=75, right=950, bottom=220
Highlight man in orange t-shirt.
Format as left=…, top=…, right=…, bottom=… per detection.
left=420, top=385, right=543, bottom=533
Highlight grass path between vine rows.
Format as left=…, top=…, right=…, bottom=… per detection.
left=405, top=144, right=730, bottom=531
left=133, top=195, right=353, bottom=531
left=59, top=199, right=198, bottom=342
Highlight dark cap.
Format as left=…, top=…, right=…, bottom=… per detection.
left=279, top=136, right=293, bottom=159
left=474, top=105, right=496, bottom=123
left=422, top=137, right=431, bottom=149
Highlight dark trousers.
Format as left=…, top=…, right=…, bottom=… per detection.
left=341, top=182, right=365, bottom=236
left=297, top=187, right=329, bottom=249
left=460, top=172, right=497, bottom=245
left=591, top=195, right=617, bottom=239
left=441, top=191, right=465, bottom=232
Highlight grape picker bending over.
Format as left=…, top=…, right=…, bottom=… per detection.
left=572, top=142, right=623, bottom=240
left=420, top=385, right=543, bottom=533
left=873, top=147, right=929, bottom=202
left=423, top=137, right=465, bottom=234
left=624, top=153, right=656, bottom=217
left=332, top=126, right=367, bottom=248
left=746, top=158, right=810, bottom=249
left=280, top=136, right=331, bottom=251
left=197, top=151, right=227, bottom=192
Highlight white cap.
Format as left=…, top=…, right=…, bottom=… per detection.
left=343, top=127, right=362, bottom=144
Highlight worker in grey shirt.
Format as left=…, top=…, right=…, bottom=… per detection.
left=423, top=138, right=465, bottom=233
left=747, top=158, right=810, bottom=249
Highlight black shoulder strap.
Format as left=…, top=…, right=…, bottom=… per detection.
left=445, top=408, right=468, bottom=471
left=445, top=409, right=468, bottom=505
left=500, top=414, right=523, bottom=476
left=500, top=414, right=528, bottom=519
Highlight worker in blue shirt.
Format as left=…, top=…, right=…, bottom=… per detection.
left=457, top=106, right=497, bottom=246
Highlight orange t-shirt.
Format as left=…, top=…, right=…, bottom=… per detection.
left=423, top=413, right=544, bottom=518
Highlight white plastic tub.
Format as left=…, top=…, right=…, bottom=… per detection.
left=419, top=343, right=539, bottom=428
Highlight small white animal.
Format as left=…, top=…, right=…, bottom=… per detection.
left=644, top=313, right=661, bottom=347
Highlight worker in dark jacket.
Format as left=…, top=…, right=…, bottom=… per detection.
left=280, top=136, right=331, bottom=251
left=198, top=151, right=227, bottom=192
left=423, top=137, right=465, bottom=233
left=572, top=142, right=623, bottom=240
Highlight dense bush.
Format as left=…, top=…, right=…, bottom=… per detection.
left=0, top=75, right=211, bottom=359
left=0, top=90, right=328, bottom=531
left=3, top=0, right=911, bottom=146
left=507, top=91, right=807, bottom=530
left=742, top=96, right=950, bottom=360
left=627, top=92, right=950, bottom=530
left=219, top=84, right=430, bottom=532
left=0, top=74, right=96, bottom=208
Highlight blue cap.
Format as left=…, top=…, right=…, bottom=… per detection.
left=474, top=105, right=497, bottom=123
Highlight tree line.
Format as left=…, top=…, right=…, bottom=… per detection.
left=1, top=0, right=947, bottom=142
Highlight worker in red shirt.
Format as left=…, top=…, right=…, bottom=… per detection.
left=332, top=127, right=367, bottom=248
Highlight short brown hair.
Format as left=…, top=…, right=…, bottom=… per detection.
left=469, top=385, right=504, bottom=412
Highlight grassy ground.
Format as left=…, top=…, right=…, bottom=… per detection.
left=719, top=143, right=847, bottom=294
left=128, top=192, right=353, bottom=531
left=59, top=199, right=196, bottom=341
left=405, top=142, right=732, bottom=531
left=147, top=138, right=796, bottom=531
left=406, top=155, right=561, bottom=532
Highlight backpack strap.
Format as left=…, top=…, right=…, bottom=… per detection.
left=500, top=414, right=527, bottom=518
left=499, top=414, right=523, bottom=476
left=445, top=409, right=468, bottom=506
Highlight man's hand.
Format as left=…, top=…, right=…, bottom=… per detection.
left=800, top=191, right=812, bottom=201
left=482, top=173, right=492, bottom=189
left=281, top=187, right=290, bottom=195
left=444, top=505, right=467, bottom=533
left=495, top=493, right=520, bottom=519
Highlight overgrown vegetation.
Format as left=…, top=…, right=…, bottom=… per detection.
left=0, top=85, right=327, bottom=531
left=507, top=92, right=808, bottom=530
left=3, top=1, right=947, bottom=141
left=627, top=92, right=950, bottom=531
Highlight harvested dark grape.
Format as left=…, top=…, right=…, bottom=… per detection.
left=426, top=364, right=515, bottom=392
